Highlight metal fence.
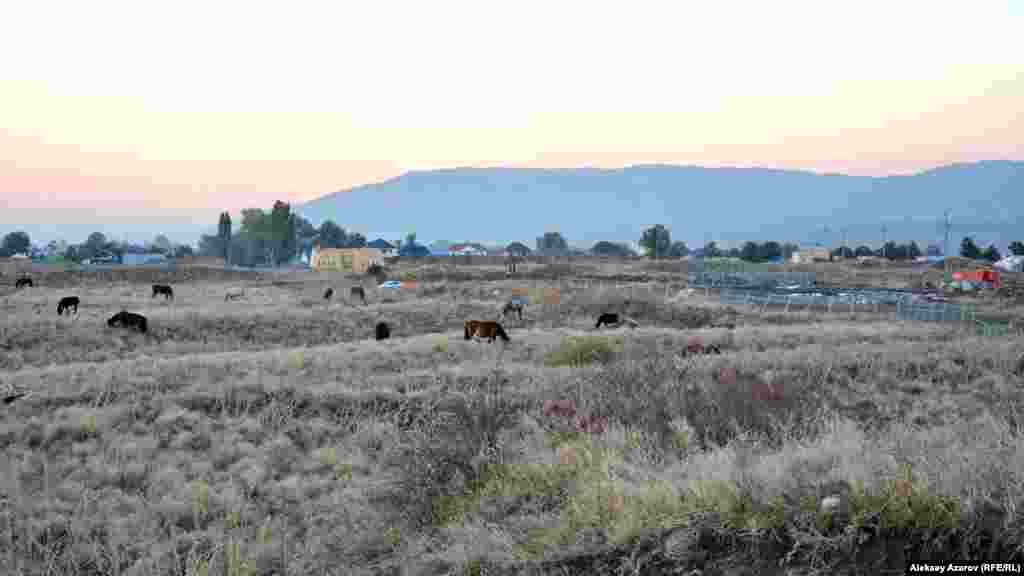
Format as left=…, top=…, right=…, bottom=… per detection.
left=688, top=258, right=783, bottom=274
left=689, top=271, right=817, bottom=289
left=719, top=288, right=891, bottom=313
left=720, top=288, right=971, bottom=319
left=895, top=297, right=975, bottom=323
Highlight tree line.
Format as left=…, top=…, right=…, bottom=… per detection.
left=5, top=216, right=1021, bottom=267
left=636, top=224, right=1023, bottom=263
left=0, top=230, right=193, bottom=262
left=197, top=200, right=367, bottom=267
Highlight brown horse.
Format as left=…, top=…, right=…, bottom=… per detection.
left=15, top=277, right=33, bottom=289
left=375, top=321, right=391, bottom=340
left=465, top=320, right=510, bottom=343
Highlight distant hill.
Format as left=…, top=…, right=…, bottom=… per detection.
left=295, top=161, right=1024, bottom=251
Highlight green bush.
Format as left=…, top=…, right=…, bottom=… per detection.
left=544, top=336, right=625, bottom=368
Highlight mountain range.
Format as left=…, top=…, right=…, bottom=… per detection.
left=295, top=160, right=1023, bottom=252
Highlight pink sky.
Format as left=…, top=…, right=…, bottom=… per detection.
left=1, top=0, right=1022, bottom=243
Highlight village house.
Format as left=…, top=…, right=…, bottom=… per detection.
left=310, top=244, right=384, bottom=273
left=368, top=238, right=397, bottom=256
left=448, top=243, right=488, bottom=256
left=791, top=246, right=831, bottom=263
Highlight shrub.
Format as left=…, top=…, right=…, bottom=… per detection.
left=544, top=336, right=624, bottom=368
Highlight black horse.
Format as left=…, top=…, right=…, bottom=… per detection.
left=502, top=297, right=526, bottom=321
left=15, top=278, right=33, bottom=289
left=351, top=286, right=367, bottom=304
left=375, top=321, right=391, bottom=340
left=107, top=310, right=148, bottom=333
left=324, top=287, right=334, bottom=300
left=3, top=391, right=27, bottom=404
left=57, top=296, right=80, bottom=315
left=152, top=284, right=174, bottom=300
left=595, top=313, right=620, bottom=329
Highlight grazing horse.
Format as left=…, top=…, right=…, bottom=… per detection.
left=465, top=320, right=510, bottom=343
left=107, top=310, right=148, bottom=333
left=351, top=286, right=367, bottom=305
left=375, top=321, right=391, bottom=340
left=324, top=287, right=334, bottom=300
left=595, top=313, right=620, bottom=329
left=152, top=284, right=174, bottom=300
left=224, top=289, right=244, bottom=301
left=57, top=296, right=80, bottom=315
left=15, top=278, right=32, bottom=289
left=682, top=337, right=722, bottom=357
left=3, top=391, right=27, bottom=404
left=502, top=298, right=526, bottom=321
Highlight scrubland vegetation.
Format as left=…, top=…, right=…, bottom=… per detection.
left=1, top=262, right=1022, bottom=575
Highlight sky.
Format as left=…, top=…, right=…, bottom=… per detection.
left=1, top=0, right=1022, bottom=245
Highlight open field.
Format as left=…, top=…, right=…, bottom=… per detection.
left=1, top=262, right=1023, bottom=574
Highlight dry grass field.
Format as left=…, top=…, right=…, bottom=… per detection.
left=1, top=261, right=1023, bottom=575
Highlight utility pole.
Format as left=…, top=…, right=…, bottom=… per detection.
left=881, top=224, right=888, bottom=259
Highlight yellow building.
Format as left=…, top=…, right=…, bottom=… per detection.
left=311, top=246, right=384, bottom=273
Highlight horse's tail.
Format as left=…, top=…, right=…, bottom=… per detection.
left=464, top=321, right=474, bottom=340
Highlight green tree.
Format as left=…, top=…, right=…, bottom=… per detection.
left=740, top=241, right=760, bottom=262
left=759, top=241, right=783, bottom=261
left=907, top=241, right=922, bottom=260
left=536, top=232, right=568, bottom=255
left=345, top=232, right=367, bottom=248
left=980, top=244, right=1001, bottom=262
left=151, top=234, right=173, bottom=254
left=832, top=246, right=854, bottom=259
left=1, top=231, right=30, bottom=257
left=639, top=225, right=671, bottom=259
left=318, top=220, right=347, bottom=248
left=667, top=241, right=689, bottom=258
left=591, top=241, right=630, bottom=257
left=853, top=245, right=873, bottom=258
left=960, top=236, right=981, bottom=259
left=218, top=212, right=232, bottom=262
left=268, top=200, right=291, bottom=266
left=506, top=242, right=531, bottom=256
left=1008, top=241, right=1024, bottom=256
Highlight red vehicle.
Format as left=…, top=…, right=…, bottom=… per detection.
left=951, top=269, right=1000, bottom=289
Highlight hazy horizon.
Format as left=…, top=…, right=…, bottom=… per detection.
left=2, top=0, right=1022, bottom=245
